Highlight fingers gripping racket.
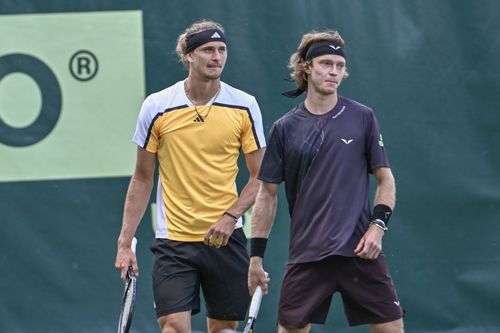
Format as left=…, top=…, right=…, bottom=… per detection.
left=117, top=237, right=137, bottom=333
left=243, top=274, right=267, bottom=333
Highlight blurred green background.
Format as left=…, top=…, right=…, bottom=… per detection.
left=1, top=1, right=499, bottom=332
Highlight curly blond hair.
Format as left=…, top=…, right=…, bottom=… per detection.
left=176, top=19, right=225, bottom=68
left=288, top=30, right=349, bottom=93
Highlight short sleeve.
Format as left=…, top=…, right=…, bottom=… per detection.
left=132, top=96, right=159, bottom=153
left=241, top=97, right=266, bottom=154
left=365, top=109, right=390, bottom=171
left=258, top=122, right=284, bottom=183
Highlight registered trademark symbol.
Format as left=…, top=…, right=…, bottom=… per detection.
left=69, top=50, right=98, bottom=81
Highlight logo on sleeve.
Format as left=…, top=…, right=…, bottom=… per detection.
left=378, top=134, right=384, bottom=147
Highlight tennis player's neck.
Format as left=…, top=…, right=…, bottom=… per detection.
left=185, top=77, right=221, bottom=105
left=305, top=92, right=338, bottom=115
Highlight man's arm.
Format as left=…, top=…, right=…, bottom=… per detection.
left=204, top=148, right=265, bottom=247
left=354, top=167, right=396, bottom=259
left=248, top=181, right=279, bottom=295
left=229, top=148, right=266, bottom=218
left=373, top=167, right=396, bottom=208
left=115, top=147, right=156, bottom=280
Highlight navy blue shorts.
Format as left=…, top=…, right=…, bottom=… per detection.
left=278, top=254, right=404, bottom=328
left=150, top=228, right=250, bottom=320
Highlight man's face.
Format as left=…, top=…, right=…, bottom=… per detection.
left=187, top=41, right=227, bottom=80
left=306, top=54, right=346, bottom=96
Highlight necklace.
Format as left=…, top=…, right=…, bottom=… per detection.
left=185, top=84, right=221, bottom=123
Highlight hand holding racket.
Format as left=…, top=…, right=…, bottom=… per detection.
left=117, top=237, right=138, bottom=333
left=243, top=272, right=268, bottom=333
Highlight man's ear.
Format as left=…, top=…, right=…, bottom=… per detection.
left=304, top=61, right=312, bottom=75
left=186, top=51, right=194, bottom=64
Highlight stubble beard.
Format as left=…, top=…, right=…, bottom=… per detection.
left=205, top=66, right=224, bottom=80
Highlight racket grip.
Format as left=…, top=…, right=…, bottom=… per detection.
left=248, top=286, right=263, bottom=318
left=249, top=271, right=267, bottom=318
left=131, top=237, right=137, bottom=254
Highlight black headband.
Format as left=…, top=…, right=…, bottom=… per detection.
left=186, top=29, right=226, bottom=53
left=304, top=40, right=346, bottom=60
left=282, top=40, right=346, bottom=98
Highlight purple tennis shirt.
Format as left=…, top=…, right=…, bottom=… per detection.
left=258, top=96, right=390, bottom=264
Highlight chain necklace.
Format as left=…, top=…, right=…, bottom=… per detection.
left=185, top=84, right=221, bottom=123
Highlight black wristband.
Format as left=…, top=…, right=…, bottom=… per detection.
left=223, top=211, right=238, bottom=223
left=250, top=237, right=268, bottom=258
left=372, top=204, right=392, bottom=226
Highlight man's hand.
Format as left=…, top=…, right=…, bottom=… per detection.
left=354, top=224, right=385, bottom=260
left=248, top=256, right=270, bottom=295
left=204, top=214, right=236, bottom=248
left=115, top=244, right=139, bottom=282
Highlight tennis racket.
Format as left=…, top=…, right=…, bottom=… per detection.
left=243, top=275, right=267, bottom=333
left=117, top=237, right=138, bottom=333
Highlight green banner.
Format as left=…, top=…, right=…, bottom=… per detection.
left=0, top=11, right=144, bottom=181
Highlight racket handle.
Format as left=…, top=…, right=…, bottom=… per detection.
left=126, top=238, right=138, bottom=279
left=249, top=286, right=263, bottom=318
left=244, top=273, right=268, bottom=333
left=249, top=271, right=268, bottom=318
left=131, top=237, right=137, bottom=254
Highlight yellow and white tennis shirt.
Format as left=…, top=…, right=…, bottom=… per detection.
left=132, top=80, right=266, bottom=241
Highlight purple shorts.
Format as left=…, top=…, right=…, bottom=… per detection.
left=278, top=254, right=404, bottom=328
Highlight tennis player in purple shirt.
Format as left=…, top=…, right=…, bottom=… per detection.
left=248, top=30, right=405, bottom=332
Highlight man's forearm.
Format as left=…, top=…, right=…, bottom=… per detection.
left=251, top=185, right=277, bottom=238
left=226, top=176, right=261, bottom=217
left=374, top=182, right=395, bottom=209
left=117, top=176, right=154, bottom=248
left=374, top=168, right=396, bottom=209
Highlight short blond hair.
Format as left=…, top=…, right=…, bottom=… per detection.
left=288, top=30, right=349, bottom=92
left=176, top=19, right=225, bottom=68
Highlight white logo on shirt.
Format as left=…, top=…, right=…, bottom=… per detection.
left=341, top=138, right=354, bottom=144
